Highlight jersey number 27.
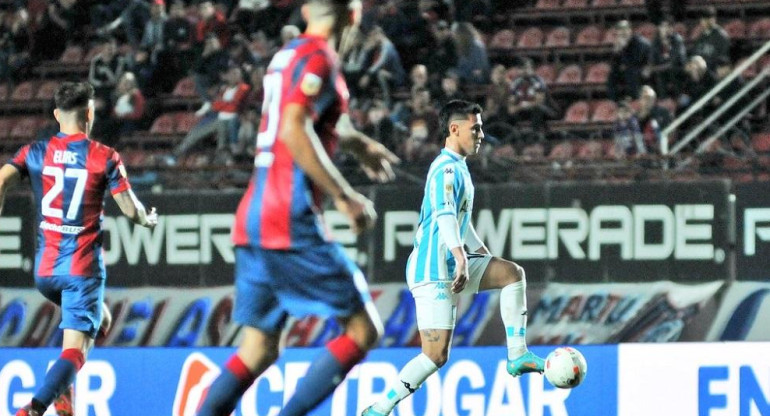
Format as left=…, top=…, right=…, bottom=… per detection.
left=41, top=166, right=88, bottom=220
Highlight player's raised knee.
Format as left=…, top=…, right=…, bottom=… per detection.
left=424, top=350, right=450, bottom=368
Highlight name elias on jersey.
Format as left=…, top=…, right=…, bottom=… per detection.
left=53, top=150, right=78, bottom=165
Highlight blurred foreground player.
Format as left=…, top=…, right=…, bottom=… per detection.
left=0, top=82, right=158, bottom=416
left=195, top=0, right=399, bottom=415
left=363, top=101, right=544, bottom=416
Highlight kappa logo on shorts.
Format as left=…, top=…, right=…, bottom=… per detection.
left=173, top=352, right=221, bottom=416
left=435, top=293, right=449, bottom=300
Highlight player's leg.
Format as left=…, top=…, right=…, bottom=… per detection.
left=197, top=246, right=284, bottom=416
left=279, top=306, right=381, bottom=416
left=363, top=283, right=454, bottom=416
left=476, top=256, right=544, bottom=376
left=18, top=276, right=103, bottom=416
left=197, top=326, right=280, bottom=416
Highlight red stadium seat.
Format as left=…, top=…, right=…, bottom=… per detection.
left=563, top=101, right=590, bottom=124
left=749, top=18, right=770, bottom=39
left=10, top=117, right=41, bottom=140
left=673, top=22, right=688, bottom=39
left=689, top=25, right=704, bottom=41
left=174, top=112, right=200, bottom=134
left=585, top=62, right=610, bottom=84
left=0, top=118, right=14, bottom=139
left=635, top=23, right=657, bottom=42
left=576, top=140, right=604, bottom=159
left=11, top=82, right=36, bottom=101
left=149, top=114, right=176, bottom=135
left=59, top=45, right=84, bottom=64
left=535, top=0, right=561, bottom=9
left=35, top=81, right=58, bottom=101
left=545, top=27, right=571, bottom=48
left=548, top=141, right=575, bottom=160
left=592, top=0, right=618, bottom=7
left=535, top=64, right=556, bottom=83
left=591, top=100, right=617, bottom=122
left=554, top=64, right=583, bottom=84
left=489, top=29, right=515, bottom=49
left=172, top=76, right=197, bottom=98
left=724, top=19, right=746, bottom=40
left=602, top=27, right=617, bottom=45
left=575, top=26, right=603, bottom=47
left=752, top=133, right=770, bottom=152
left=517, top=27, right=544, bottom=49
left=563, top=0, right=588, bottom=8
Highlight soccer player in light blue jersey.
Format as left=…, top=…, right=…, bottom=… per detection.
left=362, top=100, right=544, bottom=416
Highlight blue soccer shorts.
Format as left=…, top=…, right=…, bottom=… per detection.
left=34, top=275, right=105, bottom=339
left=233, top=243, right=373, bottom=333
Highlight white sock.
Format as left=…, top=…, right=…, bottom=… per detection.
left=373, top=353, right=438, bottom=414
left=501, top=279, right=528, bottom=360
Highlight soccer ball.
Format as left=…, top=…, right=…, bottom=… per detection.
left=544, top=347, right=587, bottom=389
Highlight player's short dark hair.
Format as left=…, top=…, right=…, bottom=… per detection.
left=439, top=100, right=482, bottom=137
left=54, top=82, right=94, bottom=112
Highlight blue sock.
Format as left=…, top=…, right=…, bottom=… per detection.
left=197, top=355, right=255, bottom=416
left=279, top=335, right=365, bottom=416
left=33, top=349, right=84, bottom=411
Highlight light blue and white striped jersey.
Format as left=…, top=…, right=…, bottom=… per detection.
left=406, top=148, right=474, bottom=288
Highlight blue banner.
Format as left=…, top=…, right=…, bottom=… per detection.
left=0, top=345, right=615, bottom=416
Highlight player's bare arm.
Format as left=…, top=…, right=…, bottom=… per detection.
left=281, top=102, right=376, bottom=233
left=336, top=113, right=399, bottom=183
left=112, top=189, right=158, bottom=228
left=0, top=164, right=21, bottom=216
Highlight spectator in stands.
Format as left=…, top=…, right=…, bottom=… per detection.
left=171, top=65, right=251, bottom=162
left=435, top=70, right=464, bottom=105
left=508, top=58, right=555, bottom=137
left=32, top=0, right=77, bottom=62
left=677, top=55, right=717, bottom=116
left=358, top=26, right=406, bottom=106
left=607, top=20, right=651, bottom=102
left=140, top=0, right=167, bottom=63
left=645, top=0, right=688, bottom=24
left=647, top=18, right=686, bottom=99
left=0, top=8, right=30, bottom=88
left=96, top=0, right=151, bottom=47
left=111, top=72, right=146, bottom=137
left=691, top=6, right=730, bottom=71
left=392, top=86, right=439, bottom=138
left=231, top=0, right=270, bottom=34
left=489, top=64, right=510, bottom=105
left=613, top=100, right=646, bottom=157
left=193, top=34, right=230, bottom=105
left=362, top=99, right=400, bottom=154
left=711, top=57, right=750, bottom=133
left=636, top=85, right=672, bottom=153
left=409, top=64, right=429, bottom=90
left=401, top=118, right=439, bottom=162
left=425, top=20, right=457, bottom=87
left=451, top=21, right=490, bottom=85
left=196, top=1, right=230, bottom=49
left=228, top=33, right=260, bottom=70
left=89, top=37, right=127, bottom=104
left=162, top=0, right=194, bottom=76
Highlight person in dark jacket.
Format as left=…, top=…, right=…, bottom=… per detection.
left=691, top=6, right=730, bottom=71
left=607, top=20, right=651, bottom=102
left=646, top=18, right=687, bottom=98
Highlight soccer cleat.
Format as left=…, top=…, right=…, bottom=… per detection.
left=507, top=351, right=545, bottom=377
left=361, top=405, right=389, bottom=416
left=15, top=404, right=40, bottom=416
left=54, top=385, right=75, bottom=416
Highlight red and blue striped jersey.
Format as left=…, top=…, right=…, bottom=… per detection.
left=8, top=132, right=131, bottom=278
left=233, top=34, right=349, bottom=249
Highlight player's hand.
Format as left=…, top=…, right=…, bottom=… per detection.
left=356, top=140, right=400, bottom=183
left=334, top=191, right=376, bottom=234
left=451, top=250, right=469, bottom=294
left=139, top=207, right=158, bottom=228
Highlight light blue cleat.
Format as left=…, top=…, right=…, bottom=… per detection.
left=361, top=405, right=389, bottom=416
left=507, top=351, right=545, bottom=376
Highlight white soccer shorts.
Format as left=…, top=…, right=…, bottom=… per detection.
left=410, top=253, right=493, bottom=330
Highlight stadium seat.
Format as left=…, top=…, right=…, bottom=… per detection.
left=592, top=0, right=618, bottom=7
left=0, top=118, right=14, bottom=139
left=517, top=27, right=544, bottom=49
left=689, top=25, right=704, bottom=41
left=535, top=64, right=556, bottom=83
left=563, top=0, right=588, bottom=8
left=749, top=18, right=770, bottom=39
left=149, top=114, right=176, bottom=135
left=505, top=67, right=521, bottom=83
left=548, top=141, right=574, bottom=160
left=575, top=26, right=603, bottom=47
left=585, top=62, right=610, bottom=84
left=10, top=82, right=36, bottom=101
left=545, top=27, right=571, bottom=48
left=520, top=142, right=545, bottom=160
left=172, top=76, right=197, bottom=98
left=619, top=0, right=644, bottom=5
left=602, top=27, right=617, bottom=45
left=591, top=100, right=617, bottom=122
left=758, top=55, right=770, bottom=70
left=59, top=45, right=84, bottom=64
left=576, top=140, right=604, bottom=159
left=724, top=19, right=746, bottom=40
left=0, top=84, right=8, bottom=100
left=10, top=117, right=41, bottom=140
left=174, top=112, right=200, bottom=134
left=752, top=133, right=770, bottom=152
left=535, top=0, right=561, bottom=9
left=489, top=29, right=515, bottom=49
left=35, top=81, right=58, bottom=101
left=83, top=45, right=105, bottom=63
left=554, top=64, right=583, bottom=84
left=492, top=144, right=516, bottom=160
left=673, top=22, right=688, bottom=39
left=635, top=23, right=657, bottom=42
left=563, top=101, right=590, bottom=124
